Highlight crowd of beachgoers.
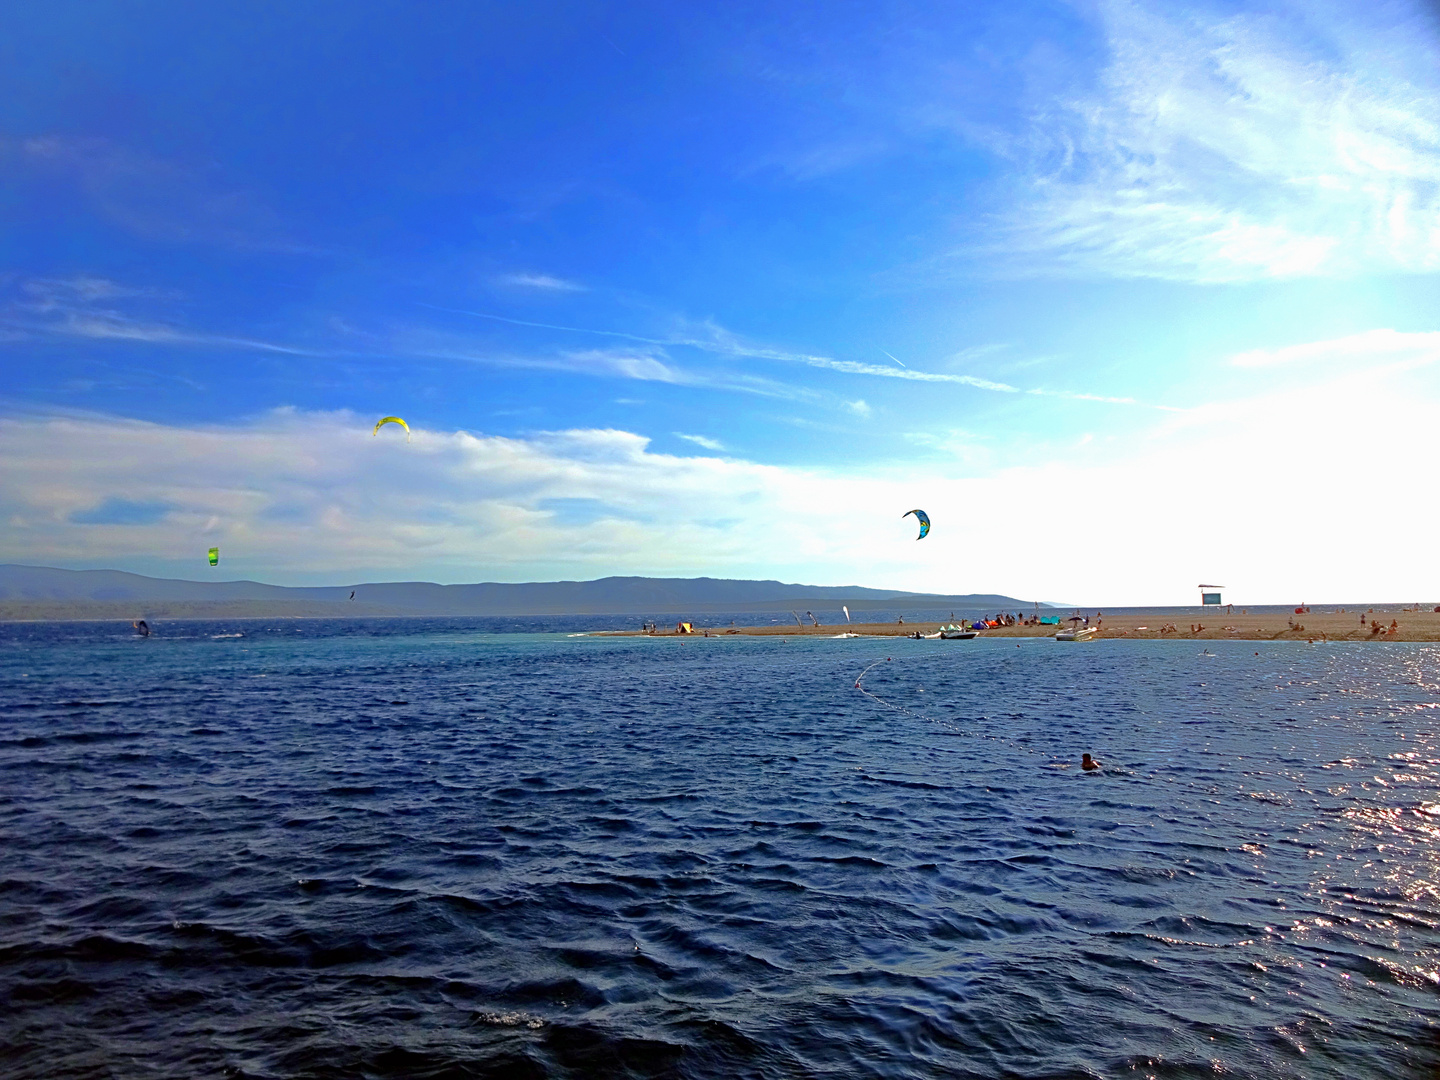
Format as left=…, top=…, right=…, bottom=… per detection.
left=617, top=605, right=1440, bottom=642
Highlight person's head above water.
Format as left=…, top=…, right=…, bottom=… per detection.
left=1081, top=753, right=1099, bottom=770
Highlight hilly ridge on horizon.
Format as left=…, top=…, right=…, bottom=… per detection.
left=0, top=564, right=1053, bottom=620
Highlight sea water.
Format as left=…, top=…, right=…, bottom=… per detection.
left=2, top=619, right=1438, bottom=1078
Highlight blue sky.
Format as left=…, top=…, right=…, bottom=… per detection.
left=3, top=0, right=1439, bottom=603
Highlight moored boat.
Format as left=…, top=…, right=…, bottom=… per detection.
left=939, top=624, right=980, bottom=639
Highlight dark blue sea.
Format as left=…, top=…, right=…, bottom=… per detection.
left=3, top=618, right=1438, bottom=1079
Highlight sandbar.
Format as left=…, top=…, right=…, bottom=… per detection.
left=622, top=609, right=1440, bottom=643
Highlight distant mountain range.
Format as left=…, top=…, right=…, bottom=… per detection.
left=0, top=564, right=1055, bottom=620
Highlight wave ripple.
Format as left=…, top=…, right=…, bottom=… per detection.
left=2, top=620, right=1439, bottom=1078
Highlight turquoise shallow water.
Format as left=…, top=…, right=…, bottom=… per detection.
left=2, top=619, right=1438, bottom=1078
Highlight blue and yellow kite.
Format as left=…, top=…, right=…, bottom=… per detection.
left=903, top=509, right=930, bottom=540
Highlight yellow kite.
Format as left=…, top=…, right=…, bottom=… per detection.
left=373, top=416, right=411, bottom=442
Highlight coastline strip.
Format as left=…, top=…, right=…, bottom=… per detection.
left=618, top=611, right=1440, bottom=643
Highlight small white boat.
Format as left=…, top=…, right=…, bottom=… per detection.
left=1055, top=625, right=1098, bottom=641
left=939, top=624, right=980, bottom=639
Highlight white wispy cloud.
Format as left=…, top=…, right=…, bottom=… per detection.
left=1230, top=328, right=1440, bottom=369
left=7, top=274, right=1172, bottom=412
left=11, top=136, right=318, bottom=254
left=22, top=277, right=174, bottom=305
left=424, top=341, right=693, bottom=385
left=797, top=354, right=1021, bottom=390
left=412, top=334, right=813, bottom=400
left=692, top=323, right=1185, bottom=408
left=4, top=278, right=821, bottom=400
left=985, top=0, right=1440, bottom=281
left=844, top=399, right=872, bottom=418
left=608, top=317, right=1187, bottom=407
left=497, top=272, right=586, bottom=291
left=2, top=276, right=318, bottom=355
left=429, top=304, right=1168, bottom=408
left=52, top=313, right=315, bottom=355
left=673, top=432, right=725, bottom=451
left=561, top=347, right=681, bottom=383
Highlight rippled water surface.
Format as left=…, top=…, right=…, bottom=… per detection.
left=3, top=620, right=1439, bottom=1079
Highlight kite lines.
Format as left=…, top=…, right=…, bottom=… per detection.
left=852, top=656, right=1042, bottom=756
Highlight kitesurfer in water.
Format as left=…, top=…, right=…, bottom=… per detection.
left=133, top=619, right=150, bottom=637
left=1081, top=753, right=1100, bottom=771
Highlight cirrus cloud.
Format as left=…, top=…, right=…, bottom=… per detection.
left=981, top=0, right=1440, bottom=282
left=496, top=272, right=586, bottom=291
left=1229, top=329, right=1440, bottom=369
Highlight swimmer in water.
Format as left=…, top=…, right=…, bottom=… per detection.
left=1081, top=753, right=1100, bottom=771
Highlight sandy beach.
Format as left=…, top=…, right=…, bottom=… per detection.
left=623, top=608, right=1440, bottom=642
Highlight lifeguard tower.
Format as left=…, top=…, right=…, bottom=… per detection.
left=1198, top=584, right=1223, bottom=607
